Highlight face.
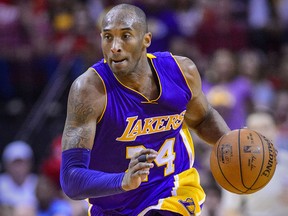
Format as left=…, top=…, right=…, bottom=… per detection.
left=247, top=113, right=276, bottom=141
left=212, top=50, right=236, bottom=80
left=101, top=10, right=151, bottom=75
left=6, top=159, right=32, bottom=185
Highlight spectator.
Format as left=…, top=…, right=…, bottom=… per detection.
left=202, top=49, right=253, bottom=130
left=274, top=90, right=288, bottom=152
left=36, top=157, right=72, bottom=216
left=0, top=140, right=38, bottom=211
left=247, top=0, right=282, bottom=52
left=136, top=0, right=180, bottom=52
left=238, top=48, right=275, bottom=111
left=193, top=0, right=248, bottom=56
left=172, top=0, right=203, bottom=38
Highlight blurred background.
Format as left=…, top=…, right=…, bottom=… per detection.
left=0, top=0, right=288, bottom=215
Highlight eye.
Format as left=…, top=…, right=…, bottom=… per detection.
left=103, top=34, right=112, bottom=40
left=123, top=33, right=131, bottom=40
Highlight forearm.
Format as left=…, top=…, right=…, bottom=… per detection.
left=60, top=148, right=125, bottom=200
left=193, top=107, right=230, bottom=145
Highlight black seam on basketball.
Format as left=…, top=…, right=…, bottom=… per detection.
left=246, top=131, right=266, bottom=191
left=239, top=129, right=246, bottom=191
left=216, top=131, right=244, bottom=194
left=240, top=130, right=261, bottom=192
left=239, top=129, right=258, bottom=192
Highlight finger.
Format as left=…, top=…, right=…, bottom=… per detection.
left=137, top=153, right=157, bottom=163
left=133, top=162, right=154, bottom=173
left=135, top=169, right=150, bottom=177
left=146, top=153, right=157, bottom=162
left=129, top=149, right=158, bottom=168
left=133, top=149, right=158, bottom=158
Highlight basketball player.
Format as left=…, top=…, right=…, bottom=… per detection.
left=60, top=4, right=230, bottom=215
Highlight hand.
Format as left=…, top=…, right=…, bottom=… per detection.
left=121, top=149, right=158, bottom=191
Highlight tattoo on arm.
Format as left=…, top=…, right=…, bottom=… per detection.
left=72, top=103, right=94, bottom=123
left=62, top=101, right=96, bottom=150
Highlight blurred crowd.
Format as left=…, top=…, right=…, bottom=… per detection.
left=0, top=0, right=288, bottom=216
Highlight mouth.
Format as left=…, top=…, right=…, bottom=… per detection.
left=111, top=58, right=127, bottom=64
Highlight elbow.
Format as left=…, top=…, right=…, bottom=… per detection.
left=64, top=192, right=85, bottom=201
left=60, top=170, right=86, bottom=200
left=61, top=179, right=86, bottom=200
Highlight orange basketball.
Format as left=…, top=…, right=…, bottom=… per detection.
left=210, top=128, right=277, bottom=194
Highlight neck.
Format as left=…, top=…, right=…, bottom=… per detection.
left=116, top=54, right=151, bottom=86
left=116, top=58, right=159, bottom=100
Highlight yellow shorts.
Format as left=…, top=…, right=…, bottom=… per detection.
left=138, top=168, right=206, bottom=216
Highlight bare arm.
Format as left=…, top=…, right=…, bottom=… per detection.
left=62, top=68, right=105, bottom=151
left=174, top=56, right=230, bottom=145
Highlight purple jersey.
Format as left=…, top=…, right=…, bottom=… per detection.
left=88, top=52, right=201, bottom=215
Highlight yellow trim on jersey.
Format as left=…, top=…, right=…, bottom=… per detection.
left=87, top=203, right=92, bottom=216
left=109, top=53, right=162, bottom=104
left=147, top=53, right=157, bottom=59
left=180, top=123, right=195, bottom=168
left=138, top=168, right=206, bottom=216
left=89, top=67, right=107, bottom=123
left=171, top=54, right=193, bottom=99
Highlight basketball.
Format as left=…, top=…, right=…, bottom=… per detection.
left=210, top=128, right=277, bottom=194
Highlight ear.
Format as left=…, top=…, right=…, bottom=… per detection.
left=143, top=32, right=152, bottom=48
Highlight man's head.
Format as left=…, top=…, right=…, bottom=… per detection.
left=100, top=4, right=152, bottom=75
left=246, top=111, right=276, bottom=141
left=2, top=140, right=33, bottom=165
left=102, top=4, right=148, bottom=35
left=2, top=140, right=34, bottom=185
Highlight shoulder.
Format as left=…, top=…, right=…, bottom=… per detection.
left=68, top=68, right=106, bottom=119
left=173, top=55, right=199, bottom=77
left=69, top=68, right=105, bottom=101
left=173, top=55, right=202, bottom=96
left=152, top=52, right=200, bottom=78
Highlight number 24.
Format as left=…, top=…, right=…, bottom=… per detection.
left=126, top=138, right=176, bottom=178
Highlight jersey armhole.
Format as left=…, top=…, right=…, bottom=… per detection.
left=170, top=54, right=193, bottom=100
left=88, top=67, right=107, bottom=124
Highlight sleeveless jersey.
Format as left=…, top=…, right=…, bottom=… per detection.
left=89, top=52, right=205, bottom=216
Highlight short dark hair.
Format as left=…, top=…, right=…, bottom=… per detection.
left=102, top=4, right=148, bottom=33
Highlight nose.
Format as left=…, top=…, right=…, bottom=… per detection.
left=111, top=38, right=121, bottom=53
